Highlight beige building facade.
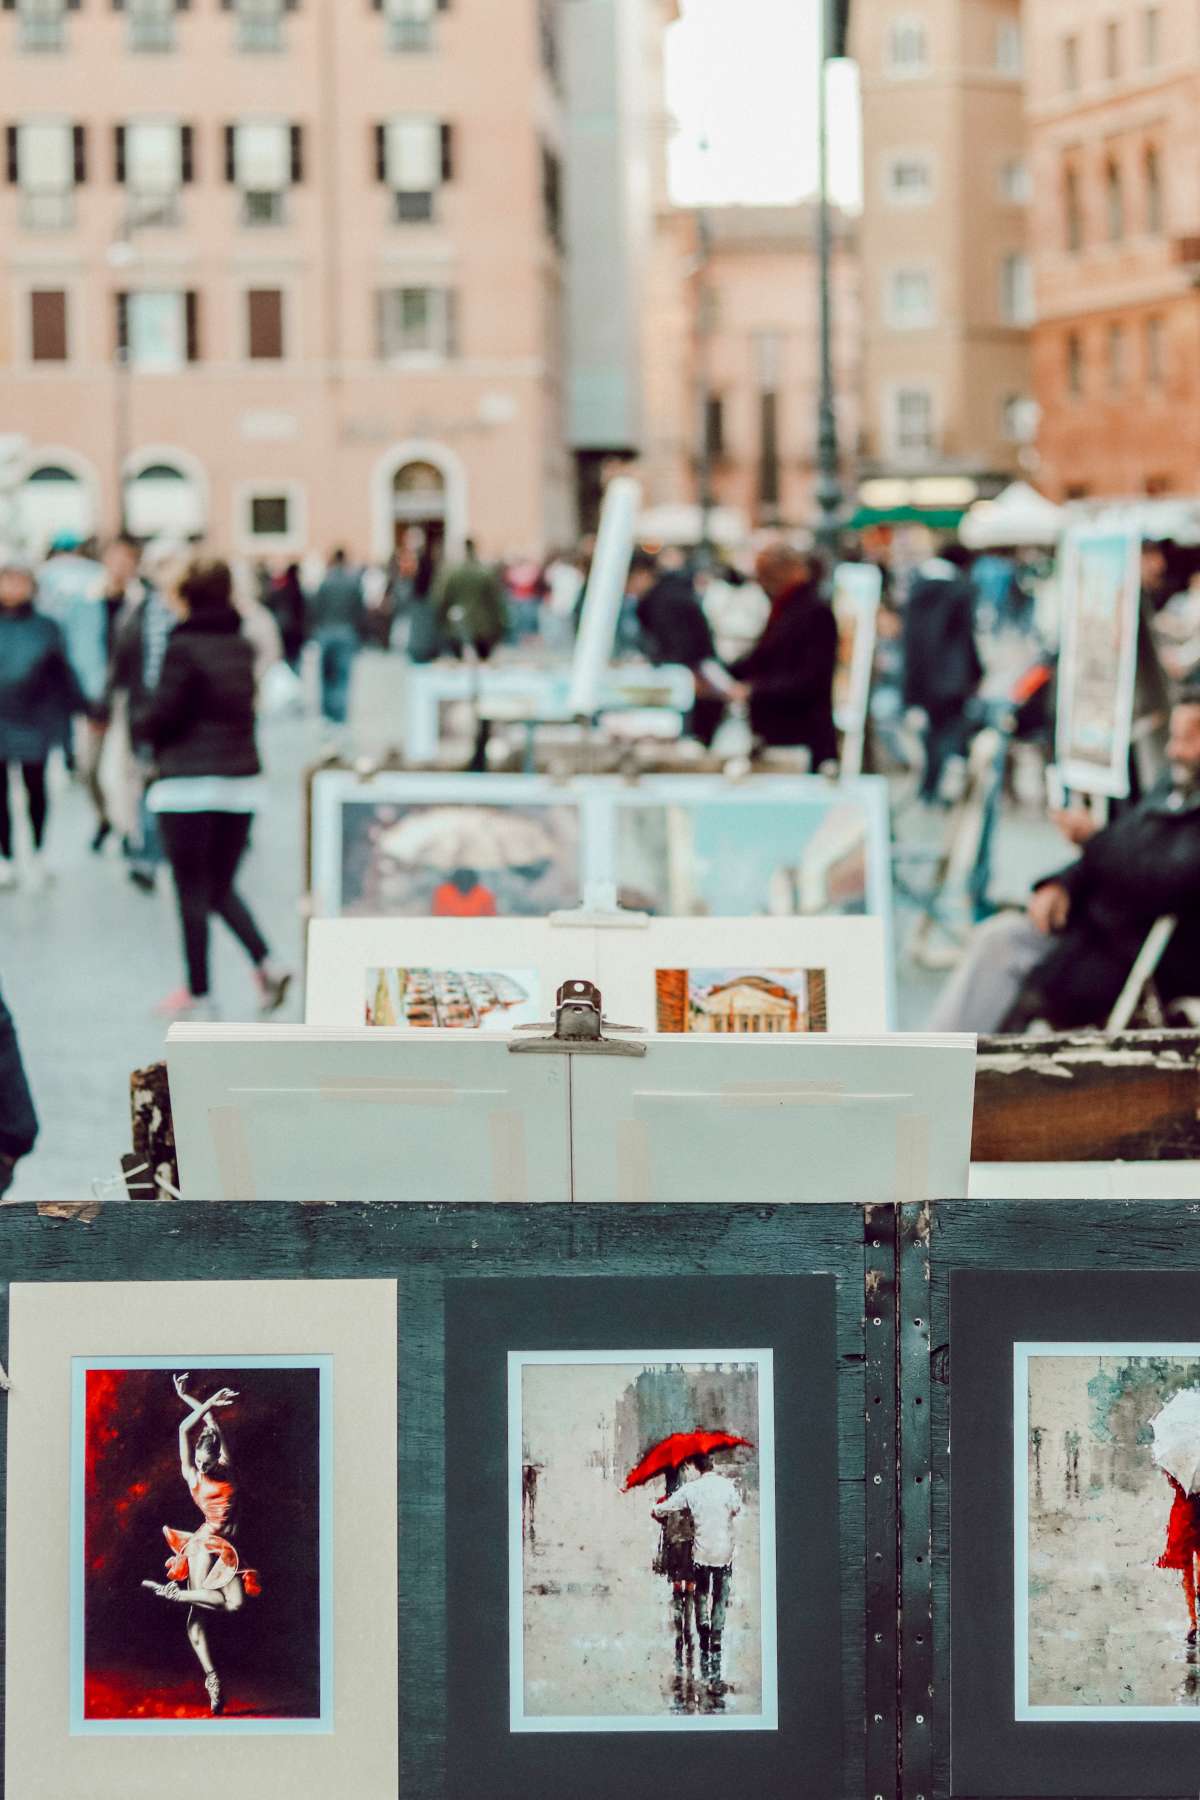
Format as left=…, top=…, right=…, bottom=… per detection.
left=1026, top=0, right=1200, bottom=499
left=852, top=0, right=1032, bottom=505
left=1, top=0, right=577, bottom=562
left=638, top=203, right=861, bottom=540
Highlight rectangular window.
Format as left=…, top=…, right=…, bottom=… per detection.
left=250, top=493, right=291, bottom=537
left=1106, top=160, right=1124, bottom=242
left=381, top=116, right=443, bottom=221
left=1066, top=331, right=1084, bottom=396
left=1000, top=252, right=1034, bottom=326
left=383, top=0, right=434, bottom=51
left=122, top=289, right=187, bottom=371
left=704, top=394, right=725, bottom=461
left=18, top=0, right=67, bottom=52
left=236, top=0, right=285, bottom=53
left=15, top=121, right=75, bottom=228
left=887, top=15, right=928, bottom=73
left=1105, top=18, right=1121, bottom=78
left=995, top=20, right=1022, bottom=73
left=885, top=153, right=933, bottom=205
left=1064, top=165, right=1083, bottom=252
left=377, top=286, right=457, bottom=358
left=542, top=145, right=563, bottom=248
left=1146, top=314, right=1166, bottom=385
left=1143, top=5, right=1162, bottom=64
left=1108, top=321, right=1126, bottom=389
left=891, top=386, right=935, bottom=457
left=1146, top=146, right=1165, bottom=234
left=246, top=287, right=285, bottom=359
left=1062, top=33, right=1080, bottom=91
left=29, top=288, right=67, bottom=362
left=128, top=0, right=177, bottom=53
left=123, top=121, right=184, bottom=228
left=1000, top=159, right=1031, bottom=204
left=887, top=266, right=935, bottom=328
left=758, top=391, right=781, bottom=512
left=231, top=121, right=291, bottom=225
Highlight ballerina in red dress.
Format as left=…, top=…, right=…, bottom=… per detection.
left=141, top=1374, right=261, bottom=1715
left=1157, top=1471, right=1200, bottom=1645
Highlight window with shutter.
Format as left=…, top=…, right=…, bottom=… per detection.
left=383, top=0, right=434, bottom=52
left=17, top=122, right=75, bottom=228
left=29, top=288, right=68, bottom=362
left=233, top=121, right=291, bottom=224
left=236, top=0, right=285, bottom=51
left=124, top=122, right=184, bottom=227
left=246, top=287, right=285, bottom=359
left=382, top=118, right=442, bottom=221
left=128, top=0, right=177, bottom=52
left=377, top=286, right=456, bottom=359
left=18, top=0, right=69, bottom=52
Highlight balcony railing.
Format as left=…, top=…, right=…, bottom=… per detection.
left=124, top=189, right=183, bottom=231
left=388, top=17, right=433, bottom=51
left=241, top=189, right=287, bottom=228
left=20, top=189, right=74, bottom=230
left=393, top=190, right=435, bottom=224
left=129, top=13, right=177, bottom=51
left=19, top=10, right=66, bottom=51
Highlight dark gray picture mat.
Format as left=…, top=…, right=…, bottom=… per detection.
left=950, top=1266, right=1200, bottom=1798
left=444, top=1274, right=842, bottom=1800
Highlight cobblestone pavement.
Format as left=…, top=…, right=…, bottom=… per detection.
left=0, top=651, right=1063, bottom=1202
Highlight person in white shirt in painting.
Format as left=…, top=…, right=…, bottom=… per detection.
left=652, top=1452, right=742, bottom=1689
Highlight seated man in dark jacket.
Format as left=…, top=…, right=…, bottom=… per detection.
left=0, top=978, right=37, bottom=1197
left=727, top=545, right=838, bottom=767
left=933, top=692, right=1200, bottom=1032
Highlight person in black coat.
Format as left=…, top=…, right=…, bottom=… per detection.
left=933, top=693, right=1200, bottom=1032
left=133, top=559, right=290, bottom=1020
left=0, top=559, right=89, bottom=888
left=902, top=550, right=983, bottom=801
left=0, top=976, right=37, bottom=1196
left=727, top=545, right=838, bottom=766
left=629, top=553, right=726, bottom=746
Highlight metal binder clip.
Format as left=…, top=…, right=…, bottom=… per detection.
left=509, top=980, right=647, bottom=1057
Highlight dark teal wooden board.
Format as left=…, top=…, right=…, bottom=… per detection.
left=0, top=1201, right=870, bottom=1800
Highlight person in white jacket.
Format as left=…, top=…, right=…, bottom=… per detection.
left=652, top=1452, right=742, bottom=1685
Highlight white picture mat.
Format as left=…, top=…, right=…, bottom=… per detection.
left=507, top=1348, right=778, bottom=1733
left=1012, top=1340, right=1200, bottom=1723
left=832, top=563, right=882, bottom=779
left=594, top=917, right=888, bottom=1036
left=304, top=916, right=889, bottom=1036
left=1054, top=525, right=1142, bottom=799
left=5, top=1279, right=398, bottom=1800
left=570, top=1035, right=976, bottom=1205
left=305, top=917, right=583, bottom=1029
left=168, top=1026, right=571, bottom=1202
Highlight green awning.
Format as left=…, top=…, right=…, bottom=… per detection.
left=845, top=504, right=968, bottom=531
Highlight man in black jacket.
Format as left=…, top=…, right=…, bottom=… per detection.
left=933, top=693, right=1200, bottom=1032
left=727, top=545, right=838, bottom=766
left=0, top=978, right=37, bottom=1197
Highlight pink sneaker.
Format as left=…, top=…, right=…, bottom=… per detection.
left=153, top=989, right=216, bottom=1021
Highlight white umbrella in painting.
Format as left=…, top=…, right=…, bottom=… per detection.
left=377, top=806, right=558, bottom=872
left=1150, top=1389, right=1200, bottom=1494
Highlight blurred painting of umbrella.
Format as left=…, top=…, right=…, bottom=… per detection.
left=623, top=1430, right=753, bottom=1492
left=510, top=1351, right=776, bottom=1732
left=339, top=798, right=582, bottom=918
left=1151, top=1389, right=1200, bottom=1495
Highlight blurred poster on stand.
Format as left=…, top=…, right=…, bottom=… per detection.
left=1055, top=524, right=1141, bottom=798
left=831, top=563, right=882, bottom=778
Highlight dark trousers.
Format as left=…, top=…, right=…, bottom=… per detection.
left=0, top=979, right=38, bottom=1168
left=0, top=761, right=48, bottom=858
left=157, top=811, right=270, bottom=998
left=920, top=706, right=969, bottom=801
left=316, top=627, right=359, bottom=725
left=694, top=1564, right=732, bottom=1635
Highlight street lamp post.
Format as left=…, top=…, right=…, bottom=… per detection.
left=814, top=0, right=844, bottom=560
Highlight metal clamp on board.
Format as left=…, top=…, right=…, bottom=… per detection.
left=508, top=980, right=647, bottom=1058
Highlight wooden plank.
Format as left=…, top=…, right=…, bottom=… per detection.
left=864, top=1204, right=899, bottom=1800
left=0, top=1201, right=868, bottom=1800
left=899, top=1203, right=933, bottom=1800
left=972, top=1029, right=1200, bottom=1163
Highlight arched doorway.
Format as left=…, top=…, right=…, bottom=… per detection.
left=124, top=455, right=207, bottom=541
left=19, top=461, right=96, bottom=553
left=391, top=460, right=448, bottom=561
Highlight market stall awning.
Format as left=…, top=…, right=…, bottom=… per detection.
left=845, top=504, right=968, bottom=531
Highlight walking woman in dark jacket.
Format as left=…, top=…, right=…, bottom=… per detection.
left=0, top=559, right=88, bottom=890
left=133, top=558, right=290, bottom=1020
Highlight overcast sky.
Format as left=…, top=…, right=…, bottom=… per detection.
left=665, top=0, right=862, bottom=209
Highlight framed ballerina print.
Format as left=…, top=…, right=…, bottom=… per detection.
left=5, top=1277, right=396, bottom=1800
left=72, top=1358, right=331, bottom=1733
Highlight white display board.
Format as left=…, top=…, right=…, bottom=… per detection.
left=571, top=1035, right=976, bottom=1205
left=304, top=915, right=890, bottom=1035
left=1055, top=523, right=1142, bottom=799
left=568, top=475, right=641, bottom=716
left=168, top=1027, right=974, bottom=1203
left=831, top=562, right=882, bottom=779
left=168, top=1027, right=571, bottom=1203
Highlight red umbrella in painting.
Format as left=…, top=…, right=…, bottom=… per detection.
left=623, top=1430, right=753, bottom=1492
